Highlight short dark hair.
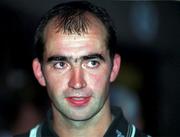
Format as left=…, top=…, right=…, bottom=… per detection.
left=34, top=1, right=117, bottom=62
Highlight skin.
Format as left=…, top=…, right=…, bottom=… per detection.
left=32, top=14, right=121, bottom=137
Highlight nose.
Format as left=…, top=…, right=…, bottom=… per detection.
left=68, top=68, right=87, bottom=89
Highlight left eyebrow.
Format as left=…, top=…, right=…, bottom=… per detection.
left=82, top=54, right=105, bottom=61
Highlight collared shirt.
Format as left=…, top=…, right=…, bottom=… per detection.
left=14, top=106, right=150, bottom=137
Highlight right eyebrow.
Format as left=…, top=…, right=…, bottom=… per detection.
left=47, top=56, right=68, bottom=62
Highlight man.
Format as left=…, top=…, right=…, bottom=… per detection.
left=15, top=1, right=150, bottom=137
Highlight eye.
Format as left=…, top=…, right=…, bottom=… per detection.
left=53, top=61, right=68, bottom=69
left=86, top=60, right=100, bottom=69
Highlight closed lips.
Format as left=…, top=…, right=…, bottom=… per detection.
left=65, top=96, right=91, bottom=106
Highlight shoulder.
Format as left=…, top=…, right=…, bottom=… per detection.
left=134, top=127, right=151, bottom=137
left=13, top=124, right=41, bottom=137
left=111, top=106, right=151, bottom=137
left=13, top=132, right=30, bottom=137
left=125, top=124, right=151, bottom=137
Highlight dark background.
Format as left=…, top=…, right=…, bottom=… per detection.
left=0, top=0, right=179, bottom=136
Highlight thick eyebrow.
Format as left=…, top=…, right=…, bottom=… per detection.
left=82, top=54, right=105, bottom=61
left=47, top=53, right=105, bottom=63
left=47, top=56, right=68, bottom=62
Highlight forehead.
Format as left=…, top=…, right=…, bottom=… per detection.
left=43, top=13, right=108, bottom=45
left=42, top=13, right=110, bottom=59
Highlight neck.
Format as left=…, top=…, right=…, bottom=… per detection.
left=52, top=99, right=112, bottom=137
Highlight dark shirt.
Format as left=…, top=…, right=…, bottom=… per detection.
left=14, top=106, right=150, bottom=137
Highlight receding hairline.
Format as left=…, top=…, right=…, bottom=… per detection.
left=42, top=12, right=108, bottom=43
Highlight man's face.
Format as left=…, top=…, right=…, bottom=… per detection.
left=33, top=19, right=120, bottom=121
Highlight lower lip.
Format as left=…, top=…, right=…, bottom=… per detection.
left=66, top=96, right=91, bottom=107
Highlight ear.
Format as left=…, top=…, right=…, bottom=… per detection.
left=110, top=54, right=121, bottom=82
left=32, top=58, right=46, bottom=86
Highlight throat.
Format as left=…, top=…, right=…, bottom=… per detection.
left=53, top=113, right=113, bottom=137
left=54, top=121, right=111, bottom=137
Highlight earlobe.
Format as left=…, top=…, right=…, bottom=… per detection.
left=32, top=58, right=46, bottom=86
left=110, top=54, right=121, bottom=82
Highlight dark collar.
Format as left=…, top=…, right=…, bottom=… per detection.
left=104, top=106, right=129, bottom=137
left=41, top=106, right=129, bottom=137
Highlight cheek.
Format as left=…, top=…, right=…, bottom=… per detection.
left=86, top=68, right=111, bottom=89
left=90, top=73, right=109, bottom=82
left=44, top=70, right=69, bottom=92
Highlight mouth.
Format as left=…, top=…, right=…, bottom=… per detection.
left=65, top=96, right=91, bottom=107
